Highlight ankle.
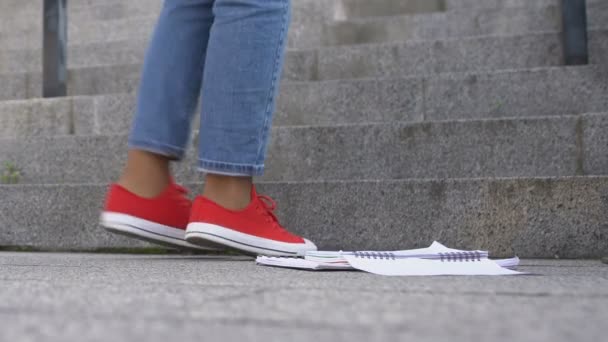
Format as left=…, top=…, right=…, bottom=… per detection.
left=118, top=150, right=172, bottom=198
left=202, top=174, right=252, bottom=210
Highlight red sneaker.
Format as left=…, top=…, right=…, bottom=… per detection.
left=100, top=182, right=219, bottom=251
left=185, top=185, right=317, bottom=256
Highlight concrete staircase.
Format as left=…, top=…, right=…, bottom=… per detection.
left=1, top=0, right=607, bottom=257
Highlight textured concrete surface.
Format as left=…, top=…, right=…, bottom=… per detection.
left=423, top=65, right=608, bottom=120
left=447, top=0, right=603, bottom=10
left=9, top=0, right=599, bottom=16
left=0, top=0, right=442, bottom=30
left=5, top=29, right=603, bottom=77
left=1, top=63, right=606, bottom=117
left=1, top=177, right=607, bottom=258
left=328, top=5, right=562, bottom=45
left=0, top=0, right=602, bottom=26
left=0, top=65, right=606, bottom=136
left=3, top=1, right=607, bottom=51
left=0, top=5, right=413, bottom=50
left=0, top=253, right=606, bottom=342
left=298, top=30, right=607, bottom=81
left=0, top=97, right=95, bottom=138
left=5, top=28, right=608, bottom=78
left=582, top=114, right=608, bottom=175
left=3, top=114, right=608, bottom=183
left=1, top=0, right=607, bottom=262
left=3, top=64, right=606, bottom=132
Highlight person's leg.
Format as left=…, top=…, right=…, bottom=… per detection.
left=186, top=0, right=317, bottom=255
left=101, top=0, right=218, bottom=251
left=120, top=0, right=214, bottom=198
left=196, top=0, right=291, bottom=209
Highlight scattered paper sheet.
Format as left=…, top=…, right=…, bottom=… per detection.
left=256, top=241, right=524, bottom=276
left=343, top=255, right=520, bottom=276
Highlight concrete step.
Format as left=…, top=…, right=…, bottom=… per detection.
left=323, top=3, right=607, bottom=47
left=2, top=2, right=606, bottom=51
left=0, top=30, right=608, bottom=95
left=287, top=30, right=608, bottom=82
left=3, top=30, right=607, bottom=79
left=1, top=65, right=605, bottom=123
left=1, top=176, right=606, bottom=258
left=1, top=3, right=435, bottom=48
left=3, top=63, right=608, bottom=137
left=446, top=0, right=603, bottom=10
left=0, top=0, right=445, bottom=32
left=2, top=113, right=608, bottom=184
left=0, top=1, right=162, bottom=33
left=3, top=0, right=603, bottom=27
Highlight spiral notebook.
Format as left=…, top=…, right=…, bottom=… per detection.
left=256, top=241, right=523, bottom=276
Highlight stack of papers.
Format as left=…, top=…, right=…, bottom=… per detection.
left=257, top=242, right=523, bottom=276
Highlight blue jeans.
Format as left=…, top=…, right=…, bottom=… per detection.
left=128, top=0, right=291, bottom=176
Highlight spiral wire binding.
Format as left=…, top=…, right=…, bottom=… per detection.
left=351, top=251, right=485, bottom=262
left=438, top=251, right=482, bottom=262
left=353, top=252, right=396, bottom=260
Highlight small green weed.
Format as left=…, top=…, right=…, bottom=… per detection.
left=494, top=101, right=504, bottom=112
left=1, top=162, right=21, bottom=184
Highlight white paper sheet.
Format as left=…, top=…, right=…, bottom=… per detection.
left=256, top=255, right=521, bottom=271
left=256, top=256, right=351, bottom=270
left=344, top=255, right=522, bottom=276
left=256, top=242, right=524, bottom=276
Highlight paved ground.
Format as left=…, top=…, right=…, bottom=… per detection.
left=0, top=252, right=606, bottom=342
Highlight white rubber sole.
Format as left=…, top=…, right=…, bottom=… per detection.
left=100, top=212, right=220, bottom=251
left=185, top=222, right=317, bottom=256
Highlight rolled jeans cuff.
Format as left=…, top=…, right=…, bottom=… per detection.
left=198, top=158, right=264, bottom=177
left=128, top=138, right=186, bottom=160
